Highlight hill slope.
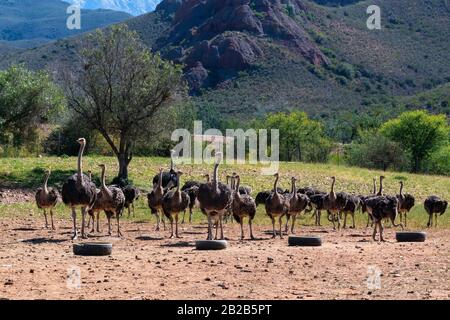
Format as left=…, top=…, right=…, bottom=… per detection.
left=1, top=0, right=449, bottom=122
left=0, top=0, right=131, bottom=48
left=65, top=0, right=162, bottom=16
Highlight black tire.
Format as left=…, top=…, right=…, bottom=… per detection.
left=288, top=236, right=322, bottom=247
left=73, top=242, right=113, bottom=256
left=195, top=240, right=228, bottom=251
left=396, top=232, right=426, bottom=243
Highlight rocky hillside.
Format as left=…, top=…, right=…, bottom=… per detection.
left=65, top=0, right=162, bottom=16
left=2, top=0, right=450, bottom=122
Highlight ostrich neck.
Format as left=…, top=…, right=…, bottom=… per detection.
left=378, top=178, right=383, bottom=196
left=399, top=184, right=404, bottom=196
left=170, top=156, right=174, bottom=171
left=292, top=180, right=298, bottom=198
left=43, top=174, right=50, bottom=194
left=100, top=167, right=111, bottom=197
left=175, top=175, right=182, bottom=202
left=373, top=180, right=376, bottom=194
left=213, top=163, right=219, bottom=193
left=157, top=171, right=163, bottom=188
left=77, top=142, right=85, bottom=184
left=274, top=175, right=279, bottom=194
left=234, top=177, right=242, bottom=202
left=330, top=179, right=336, bottom=198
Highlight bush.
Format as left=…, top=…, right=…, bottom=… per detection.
left=344, top=131, right=410, bottom=171
left=423, top=145, right=450, bottom=176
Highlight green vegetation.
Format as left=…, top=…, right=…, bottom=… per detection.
left=0, top=65, right=64, bottom=154
left=0, top=156, right=448, bottom=229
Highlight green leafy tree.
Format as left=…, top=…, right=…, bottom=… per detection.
left=0, top=65, right=64, bottom=148
left=61, top=25, right=183, bottom=182
left=380, top=110, right=449, bottom=172
left=262, top=111, right=331, bottom=162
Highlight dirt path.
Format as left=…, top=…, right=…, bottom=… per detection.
left=0, top=217, right=449, bottom=300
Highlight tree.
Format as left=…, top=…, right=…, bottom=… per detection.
left=262, top=111, right=331, bottom=162
left=0, top=65, right=63, bottom=148
left=380, top=110, right=449, bottom=172
left=61, top=25, right=183, bottom=182
left=344, top=130, right=409, bottom=171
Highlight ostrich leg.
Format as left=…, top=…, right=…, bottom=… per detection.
left=240, top=220, right=244, bottom=240
left=43, top=210, right=49, bottom=229
left=107, top=214, right=112, bottom=236
left=291, top=215, right=297, bottom=234
left=219, top=215, right=224, bottom=240
left=278, top=216, right=283, bottom=239
left=435, top=213, right=438, bottom=227
left=117, top=214, right=122, bottom=237
left=249, top=219, right=255, bottom=240
left=50, top=209, right=55, bottom=230
left=206, top=214, right=213, bottom=240
left=81, top=207, right=87, bottom=239
left=271, top=216, right=276, bottom=239
left=71, top=208, right=78, bottom=240
left=284, top=215, right=290, bottom=233
left=169, top=215, right=174, bottom=239
left=379, top=222, right=385, bottom=242
left=175, top=215, right=181, bottom=238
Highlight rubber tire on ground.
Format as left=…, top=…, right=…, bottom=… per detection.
left=73, top=242, right=113, bottom=256
left=288, top=236, right=322, bottom=247
left=396, top=232, right=426, bottom=243
left=195, top=240, right=228, bottom=250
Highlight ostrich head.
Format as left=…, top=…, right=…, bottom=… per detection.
left=98, top=164, right=106, bottom=169
left=215, top=152, right=223, bottom=165
left=77, top=138, right=86, bottom=145
left=273, top=172, right=279, bottom=178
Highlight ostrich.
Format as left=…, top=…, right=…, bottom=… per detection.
left=231, top=172, right=252, bottom=195
left=96, top=164, right=126, bottom=237
left=396, top=181, right=415, bottom=227
left=152, top=150, right=178, bottom=190
left=339, top=193, right=361, bottom=229
left=322, top=177, right=347, bottom=230
left=147, top=168, right=166, bottom=231
left=309, top=193, right=327, bottom=226
left=364, top=195, right=403, bottom=242
left=123, top=185, right=140, bottom=218
left=196, top=153, right=232, bottom=240
left=424, top=196, right=448, bottom=227
left=360, top=177, right=378, bottom=227
left=181, top=180, right=201, bottom=224
left=162, top=171, right=190, bottom=238
left=35, top=169, right=59, bottom=230
left=285, top=177, right=309, bottom=234
left=62, top=138, right=97, bottom=240
left=265, top=173, right=290, bottom=239
left=232, top=175, right=257, bottom=240
left=255, top=188, right=289, bottom=207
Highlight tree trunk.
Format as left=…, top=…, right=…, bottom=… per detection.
left=117, top=152, right=131, bottom=181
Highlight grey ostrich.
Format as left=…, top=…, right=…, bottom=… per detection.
left=181, top=180, right=201, bottom=224
left=364, top=195, right=403, bottom=242
left=340, top=193, right=361, bottom=229
left=62, top=138, right=97, bottom=240
left=309, top=193, right=327, bottom=226
left=360, top=177, right=378, bottom=227
left=322, top=177, right=347, bottom=230
left=424, top=196, right=448, bottom=227
left=162, top=171, right=190, bottom=238
left=35, top=169, right=59, bottom=230
left=197, top=153, right=232, bottom=240
left=123, top=185, right=140, bottom=218
left=396, top=181, right=415, bottom=227
left=97, top=164, right=126, bottom=237
left=232, top=175, right=257, bottom=240
left=152, top=150, right=178, bottom=190
left=147, top=168, right=167, bottom=231
left=265, top=173, right=290, bottom=239
left=285, top=177, right=309, bottom=234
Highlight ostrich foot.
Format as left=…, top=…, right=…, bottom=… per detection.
left=176, top=235, right=182, bottom=239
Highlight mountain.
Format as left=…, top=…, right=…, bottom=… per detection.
left=66, top=0, right=162, bottom=16
left=0, top=0, right=131, bottom=48
left=2, top=0, right=450, bottom=123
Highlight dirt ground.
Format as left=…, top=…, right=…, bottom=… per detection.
left=0, top=216, right=449, bottom=300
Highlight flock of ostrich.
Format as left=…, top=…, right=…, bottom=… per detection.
left=35, top=138, right=449, bottom=243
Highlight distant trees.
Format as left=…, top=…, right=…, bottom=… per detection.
left=259, top=111, right=331, bottom=162
left=380, top=110, right=448, bottom=172
left=60, top=24, right=183, bottom=183
left=0, top=65, right=63, bottom=152
left=344, top=130, right=409, bottom=171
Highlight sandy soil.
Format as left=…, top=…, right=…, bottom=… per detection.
left=0, top=216, right=449, bottom=300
